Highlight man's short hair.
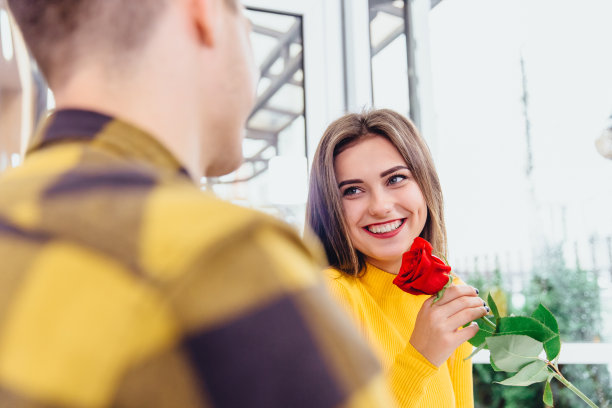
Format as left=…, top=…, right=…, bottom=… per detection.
left=7, top=0, right=166, bottom=87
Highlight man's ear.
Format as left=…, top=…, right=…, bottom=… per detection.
left=188, top=0, right=218, bottom=47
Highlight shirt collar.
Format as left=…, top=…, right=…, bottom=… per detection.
left=28, top=109, right=191, bottom=179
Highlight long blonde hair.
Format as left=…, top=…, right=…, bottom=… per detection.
left=306, top=109, right=447, bottom=276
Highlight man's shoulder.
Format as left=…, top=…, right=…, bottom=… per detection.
left=139, top=183, right=326, bottom=281
left=144, top=182, right=296, bottom=246
left=0, top=149, right=324, bottom=282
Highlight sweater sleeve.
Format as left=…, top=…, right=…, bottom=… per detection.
left=324, top=271, right=439, bottom=407
left=389, top=342, right=439, bottom=407
left=447, top=275, right=475, bottom=407
left=447, top=341, right=474, bottom=407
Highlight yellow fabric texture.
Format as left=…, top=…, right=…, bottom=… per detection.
left=0, top=109, right=395, bottom=408
left=324, top=264, right=474, bottom=408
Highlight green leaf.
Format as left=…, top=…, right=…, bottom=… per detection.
left=497, top=316, right=556, bottom=343
left=491, top=358, right=503, bottom=372
left=496, top=360, right=550, bottom=386
left=543, top=379, right=554, bottom=406
left=468, top=317, right=496, bottom=347
left=531, top=304, right=559, bottom=334
left=464, top=342, right=486, bottom=361
left=487, top=292, right=501, bottom=322
left=543, top=335, right=561, bottom=361
left=532, top=304, right=561, bottom=360
left=486, top=335, right=543, bottom=373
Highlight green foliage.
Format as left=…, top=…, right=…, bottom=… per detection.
left=473, top=364, right=543, bottom=408
left=531, top=305, right=561, bottom=360
left=467, top=244, right=612, bottom=407
left=469, top=317, right=496, bottom=348
left=544, top=380, right=554, bottom=406
left=532, top=304, right=559, bottom=334
left=475, top=312, right=563, bottom=404
left=467, top=305, right=558, bottom=362
left=497, top=360, right=550, bottom=386
left=523, top=245, right=602, bottom=342
left=522, top=245, right=611, bottom=406
left=496, top=316, right=556, bottom=343
left=488, top=292, right=501, bottom=323
left=550, top=365, right=612, bottom=408
left=486, top=335, right=544, bottom=373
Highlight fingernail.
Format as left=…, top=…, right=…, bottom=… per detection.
left=485, top=306, right=490, bottom=313
left=474, top=287, right=479, bottom=295
left=483, top=300, right=486, bottom=307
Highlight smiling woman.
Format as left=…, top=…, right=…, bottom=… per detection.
left=306, top=108, right=489, bottom=407
left=333, top=134, right=428, bottom=274
left=307, top=109, right=446, bottom=276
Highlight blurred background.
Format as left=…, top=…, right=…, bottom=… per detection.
left=1, top=0, right=610, bottom=406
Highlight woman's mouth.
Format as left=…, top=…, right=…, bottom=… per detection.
left=363, top=219, right=405, bottom=238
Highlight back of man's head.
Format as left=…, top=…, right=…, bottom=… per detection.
left=8, top=0, right=168, bottom=88
left=9, top=0, right=254, bottom=179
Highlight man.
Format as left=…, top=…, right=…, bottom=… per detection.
left=0, top=0, right=394, bottom=406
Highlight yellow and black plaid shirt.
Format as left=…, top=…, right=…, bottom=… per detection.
left=0, top=109, right=394, bottom=408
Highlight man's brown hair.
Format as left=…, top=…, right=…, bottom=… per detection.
left=7, top=0, right=166, bottom=87
left=306, top=109, right=447, bottom=276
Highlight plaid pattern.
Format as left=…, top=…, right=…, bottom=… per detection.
left=0, top=110, right=393, bottom=408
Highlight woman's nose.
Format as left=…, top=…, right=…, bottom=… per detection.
left=368, top=191, right=392, bottom=217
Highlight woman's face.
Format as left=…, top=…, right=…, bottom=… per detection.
left=334, top=134, right=427, bottom=274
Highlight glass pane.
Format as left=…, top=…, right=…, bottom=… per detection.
left=429, top=1, right=612, bottom=405
left=0, top=5, right=23, bottom=173
left=4, top=5, right=308, bottom=231
left=369, top=0, right=409, bottom=115
left=204, top=8, right=307, bottom=231
left=0, top=4, right=49, bottom=175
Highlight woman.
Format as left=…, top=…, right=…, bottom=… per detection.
left=306, top=109, right=489, bottom=407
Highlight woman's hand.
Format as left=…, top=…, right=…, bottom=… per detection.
left=409, top=284, right=488, bottom=367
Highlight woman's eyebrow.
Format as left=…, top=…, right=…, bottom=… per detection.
left=338, top=179, right=363, bottom=188
left=338, top=165, right=409, bottom=187
left=380, top=165, right=409, bottom=178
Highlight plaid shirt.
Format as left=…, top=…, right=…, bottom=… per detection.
left=0, top=109, right=394, bottom=408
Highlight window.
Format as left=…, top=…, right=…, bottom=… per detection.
left=0, top=4, right=30, bottom=173
left=428, top=1, right=612, bottom=405
left=369, top=0, right=612, bottom=405
left=204, top=8, right=309, bottom=230
left=369, top=0, right=410, bottom=116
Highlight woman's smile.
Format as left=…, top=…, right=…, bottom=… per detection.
left=363, top=218, right=405, bottom=237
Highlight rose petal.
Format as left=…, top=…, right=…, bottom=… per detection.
left=393, top=238, right=451, bottom=295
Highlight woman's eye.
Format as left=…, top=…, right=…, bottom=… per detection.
left=388, top=174, right=407, bottom=185
left=342, top=186, right=360, bottom=196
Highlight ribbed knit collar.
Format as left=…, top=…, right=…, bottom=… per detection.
left=360, top=262, right=403, bottom=300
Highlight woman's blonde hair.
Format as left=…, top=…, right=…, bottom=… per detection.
left=306, top=109, right=447, bottom=276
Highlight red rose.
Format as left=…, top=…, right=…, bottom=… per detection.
left=392, top=237, right=451, bottom=295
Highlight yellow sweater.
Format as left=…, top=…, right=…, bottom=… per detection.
left=325, top=263, right=474, bottom=408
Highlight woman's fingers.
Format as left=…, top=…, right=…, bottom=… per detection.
left=448, top=304, right=490, bottom=331
left=410, top=284, right=485, bottom=366
left=456, top=321, right=480, bottom=344
left=442, top=295, right=488, bottom=319
left=433, top=284, right=479, bottom=306
left=430, top=284, right=489, bottom=332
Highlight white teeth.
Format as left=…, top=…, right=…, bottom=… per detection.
left=367, top=220, right=402, bottom=234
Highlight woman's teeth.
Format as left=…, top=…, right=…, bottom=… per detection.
left=367, top=220, right=403, bottom=234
